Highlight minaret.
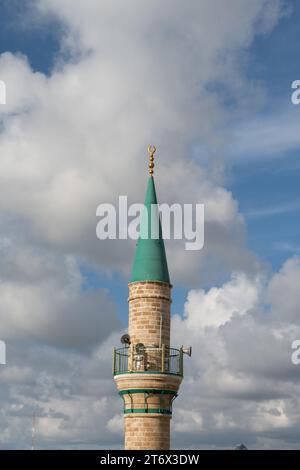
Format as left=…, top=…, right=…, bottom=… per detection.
left=113, top=146, right=189, bottom=450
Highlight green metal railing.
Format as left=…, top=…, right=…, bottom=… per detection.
left=113, top=345, right=183, bottom=376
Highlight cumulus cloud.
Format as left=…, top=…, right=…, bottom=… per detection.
left=171, top=259, right=300, bottom=449
left=0, top=332, right=124, bottom=449
left=0, top=238, right=121, bottom=348
left=0, top=0, right=284, bottom=284
left=267, top=257, right=300, bottom=324
left=182, top=271, right=261, bottom=329
left=2, top=256, right=299, bottom=449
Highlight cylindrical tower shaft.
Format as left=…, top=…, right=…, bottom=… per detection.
left=113, top=147, right=186, bottom=450
left=125, top=415, right=170, bottom=450
left=128, top=281, right=171, bottom=347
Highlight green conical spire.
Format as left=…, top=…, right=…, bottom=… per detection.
left=130, top=169, right=170, bottom=284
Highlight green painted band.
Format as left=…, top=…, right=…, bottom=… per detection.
left=119, top=389, right=177, bottom=396
left=124, top=408, right=172, bottom=415
left=114, top=371, right=183, bottom=377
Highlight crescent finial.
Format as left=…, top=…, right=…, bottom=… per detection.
left=148, top=145, right=156, bottom=176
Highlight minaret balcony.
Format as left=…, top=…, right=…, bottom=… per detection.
left=113, top=345, right=184, bottom=377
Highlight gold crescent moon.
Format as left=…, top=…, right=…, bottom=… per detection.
left=148, top=145, right=156, bottom=157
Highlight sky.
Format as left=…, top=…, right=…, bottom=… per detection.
left=0, top=0, right=300, bottom=449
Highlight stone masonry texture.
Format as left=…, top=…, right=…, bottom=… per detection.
left=113, top=281, right=183, bottom=450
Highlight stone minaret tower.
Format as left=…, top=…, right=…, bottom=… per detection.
left=113, top=146, right=189, bottom=450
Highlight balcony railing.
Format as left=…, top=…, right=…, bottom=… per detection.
left=113, top=345, right=183, bottom=377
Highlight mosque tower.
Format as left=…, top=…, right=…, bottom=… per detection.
left=113, top=146, right=190, bottom=450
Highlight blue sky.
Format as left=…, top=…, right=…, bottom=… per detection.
left=0, top=0, right=61, bottom=74
left=229, top=1, right=300, bottom=276
left=228, top=1, right=300, bottom=275
left=229, top=1, right=300, bottom=273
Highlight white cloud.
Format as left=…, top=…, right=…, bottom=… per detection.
left=107, top=414, right=123, bottom=435
left=0, top=331, right=124, bottom=449
left=171, top=258, right=300, bottom=449
left=0, top=0, right=284, bottom=284
left=267, top=257, right=300, bottom=324
left=230, top=106, right=300, bottom=162
left=1, top=257, right=300, bottom=449
left=175, top=410, right=204, bottom=433
left=245, top=201, right=300, bottom=219
left=182, top=272, right=261, bottom=329
left=0, top=238, right=121, bottom=348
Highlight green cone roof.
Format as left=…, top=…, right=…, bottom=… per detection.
left=130, top=176, right=170, bottom=284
